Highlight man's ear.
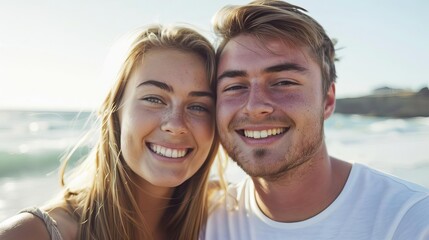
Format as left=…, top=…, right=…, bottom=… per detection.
left=323, top=82, right=336, bottom=120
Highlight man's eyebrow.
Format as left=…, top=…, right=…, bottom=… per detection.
left=264, top=63, right=307, bottom=73
left=217, top=63, right=307, bottom=83
left=217, top=70, right=247, bottom=83
left=137, top=80, right=173, bottom=92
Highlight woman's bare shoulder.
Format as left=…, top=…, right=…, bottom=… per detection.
left=0, top=212, right=51, bottom=240
left=0, top=207, right=79, bottom=240
left=48, top=207, right=79, bottom=240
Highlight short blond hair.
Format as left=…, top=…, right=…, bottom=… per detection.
left=213, top=0, right=337, bottom=96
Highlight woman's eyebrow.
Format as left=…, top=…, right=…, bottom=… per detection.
left=137, top=79, right=214, bottom=100
left=137, top=80, right=173, bottom=92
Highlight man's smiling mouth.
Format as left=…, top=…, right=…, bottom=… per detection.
left=238, top=127, right=289, bottom=139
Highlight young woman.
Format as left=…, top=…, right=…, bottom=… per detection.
left=0, top=25, right=219, bottom=240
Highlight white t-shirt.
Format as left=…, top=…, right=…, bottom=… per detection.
left=203, top=163, right=429, bottom=240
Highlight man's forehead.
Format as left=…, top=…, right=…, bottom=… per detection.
left=222, top=35, right=310, bottom=59
left=218, top=35, right=313, bottom=70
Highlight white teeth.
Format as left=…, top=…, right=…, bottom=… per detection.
left=166, top=148, right=172, bottom=157
left=254, top=131, right=261, bottom=139
left=160, top=146, right=166, bottom=156
left=149, top=144, right=187, bottom=158
left=244, top=128, right=286, bottom=139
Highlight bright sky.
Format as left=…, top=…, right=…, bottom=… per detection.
left=1, top=0, right=428, bottom=111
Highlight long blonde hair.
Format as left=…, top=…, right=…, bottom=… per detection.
left=56, top=25, right=219, bottom=240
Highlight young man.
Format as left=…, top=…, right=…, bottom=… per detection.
left=204, top=1, right=429, bottom=239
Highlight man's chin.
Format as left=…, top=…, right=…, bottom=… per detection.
left=234, top=159, right=283, bottom=178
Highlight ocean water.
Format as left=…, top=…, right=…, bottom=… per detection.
left=1, top=110, right=429, bottom=221
left=0, top=110, right=94, bottom=178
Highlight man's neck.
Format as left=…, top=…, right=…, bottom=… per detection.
left=252, top=150, right=351, bottom=222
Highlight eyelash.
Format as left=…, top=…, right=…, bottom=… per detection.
left=189, top=105, right=209, bottom=113
left=273, top=80, right=297, bottom=86
left=222, top=80, right=297, bottom=93
left=142, top=97, right=210, bottom=113
left=223, top=85, right=246, bottom=92
left=142, top=96, right=165, bottom=104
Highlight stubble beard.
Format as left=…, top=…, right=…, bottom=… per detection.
left=220, top=116, right=325, bottom=181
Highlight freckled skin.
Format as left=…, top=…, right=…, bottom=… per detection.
left=119, top=48, right=215, bottom=189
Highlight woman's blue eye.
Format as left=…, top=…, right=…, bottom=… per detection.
left=142, top=97, right=164, bottom=104
left=189, top=105, right=209, bottom=113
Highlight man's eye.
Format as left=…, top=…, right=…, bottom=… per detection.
left=142, top=97, right=164, bottom=104
left=273, top=80, right=297, bottom=86
left=223, top=85, right=246, bottom=92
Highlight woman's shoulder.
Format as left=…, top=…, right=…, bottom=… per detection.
left=48, top=207, right=79, bottom=240
left=0, top=211, right=51, bottom=240
left=0, top=207, right=78, bottom=240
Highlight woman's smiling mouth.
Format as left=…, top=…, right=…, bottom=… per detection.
left=148, top=143, right=192, bottom=158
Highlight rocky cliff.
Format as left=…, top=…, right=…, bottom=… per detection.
left=335, top=87, right=429, bottom=118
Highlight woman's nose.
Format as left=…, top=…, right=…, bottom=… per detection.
left=160, top=111, right=188, bottom=135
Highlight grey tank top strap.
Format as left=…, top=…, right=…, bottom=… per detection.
left=19, top=207, right=64, bottom=240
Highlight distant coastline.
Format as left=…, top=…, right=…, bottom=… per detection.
left=335, top=87, right=429, bottom=118
left=2, top=86, right=429, bottom=119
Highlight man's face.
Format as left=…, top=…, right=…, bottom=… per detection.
left=216, top=35, right=335, bottom=179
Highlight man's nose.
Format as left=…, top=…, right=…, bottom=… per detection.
left=243, top=86, right=274, bottom=118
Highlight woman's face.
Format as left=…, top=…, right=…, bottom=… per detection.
left=119, top=48, right=215, bottom=189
